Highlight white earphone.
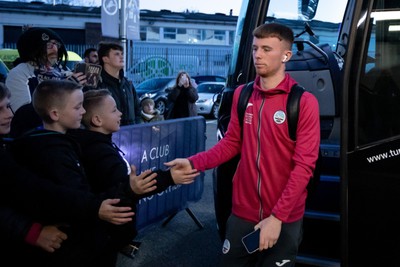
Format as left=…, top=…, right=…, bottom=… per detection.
left=283, top=55, right=288, bottom=62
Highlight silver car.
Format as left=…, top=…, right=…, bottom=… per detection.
left=195, top=82, right=225, bottom=119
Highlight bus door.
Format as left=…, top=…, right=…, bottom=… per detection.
left=342, top=0, right=400, bottom=265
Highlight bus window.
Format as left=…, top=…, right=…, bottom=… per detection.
left=358, top=5, right=400, bottom=145
left=265, top=0, right=347, bottom=51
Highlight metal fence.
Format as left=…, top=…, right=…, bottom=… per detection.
left=4, top=42, right=233, bottom=86
left=125, top=42, right=232, bottom=85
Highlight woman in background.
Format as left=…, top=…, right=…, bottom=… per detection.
left=166, top=71, right=198, bottom=119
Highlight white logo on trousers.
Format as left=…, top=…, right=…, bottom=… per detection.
left=275, top=259, right=291, bottom=266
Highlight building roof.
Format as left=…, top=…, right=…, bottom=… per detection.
left=0, top=1, right=237, bottom=25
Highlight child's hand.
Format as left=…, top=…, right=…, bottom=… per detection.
left=129, top=165, right=157, bottom=194
left=98, top=199, right=135, bottom=225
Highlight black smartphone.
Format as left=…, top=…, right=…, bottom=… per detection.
left=241, top=228, right=260, bottom=254
left=74, top=62, right=87, bottom=74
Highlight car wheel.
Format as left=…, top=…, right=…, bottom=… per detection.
left=155, top=100, right=166, bottom=115
left=211, top=102, right=219, bottom=119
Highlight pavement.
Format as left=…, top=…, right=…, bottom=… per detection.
left=117, top=119, right=223, bottom=267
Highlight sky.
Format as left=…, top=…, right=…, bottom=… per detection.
left=139, top=0, right=242, bottom=16
left=91, top=0, right=243, bottom=16
left=95, top=0, right=345, bottom=23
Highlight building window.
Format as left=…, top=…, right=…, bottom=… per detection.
left=176, top=28, right=187, bottom=43
left=187, top=29, right=201, bottom=44
left=164, top=27, right=177, bottom=40
left=140, top=26, right=146, bottom=41
left=147, top=26, right=160, bottom=42
left=214, top=30, right=225, bottom=41
left=229, top=31, right=235, bottom=45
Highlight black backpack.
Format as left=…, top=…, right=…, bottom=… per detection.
left=237, top=82, right=321, bottom=194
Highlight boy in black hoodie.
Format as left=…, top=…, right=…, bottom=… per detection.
left=0, top=82, right=65, bottom=264
left=69, top=88, right=198, bottom=266
left=0, top=81, right=135, bottom=266
left=10, top=80, right=189, bottom=267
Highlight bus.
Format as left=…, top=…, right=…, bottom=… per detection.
left=214, top=0, right=400, bottom=266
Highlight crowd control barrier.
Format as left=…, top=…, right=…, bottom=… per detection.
left=112, top=116, right=206, bottom=230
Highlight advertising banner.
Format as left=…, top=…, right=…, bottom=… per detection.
left=101, top=0, right=120, bottom=38
left=126, top=0, right=140, bottom=40
left=112, top=116, right=206, bottom=230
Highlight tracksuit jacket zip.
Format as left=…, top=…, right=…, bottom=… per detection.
left=189, top=74, right=320, bottom=224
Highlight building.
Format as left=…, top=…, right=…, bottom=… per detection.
left=0, top=1, right=237, bottom=84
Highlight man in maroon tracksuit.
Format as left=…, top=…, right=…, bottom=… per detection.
left=166, top=23, right=320, bottom=267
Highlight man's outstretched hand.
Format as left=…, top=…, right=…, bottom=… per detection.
left=164, top=158, right=200, bottom=184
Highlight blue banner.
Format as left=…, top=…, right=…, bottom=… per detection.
left=112, top=116, right=206, bottom=230
left=101, top=0, right=120, bottom=38
left=126, top=0, right=140, bottom=40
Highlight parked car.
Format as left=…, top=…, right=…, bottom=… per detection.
left=135, top=77, right=175, bottom=115
left=195, top=82, right=225, bottom=119
left=192, top=75, right=226, bottom=85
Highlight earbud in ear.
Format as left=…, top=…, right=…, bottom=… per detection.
left=282, top=55, right=288, bottom=62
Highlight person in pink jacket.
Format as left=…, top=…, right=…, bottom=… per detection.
left=166, top=23, right=320, bottom=267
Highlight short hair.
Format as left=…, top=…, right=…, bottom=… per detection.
left=0, top=82, right=11, bottom=101
left=97, top=42, right=123, bottom=66
left=253, top=23, right=294, bottom=49
left=83, top=48, right=97, bottom=58
left=81, top=89, right=112, bottom=128
left=141, top=97, right=155, bottom=108
left=32, top=80, right=82, bottom=123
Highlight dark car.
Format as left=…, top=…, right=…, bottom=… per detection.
left=135, top=77, right=175, bottom=115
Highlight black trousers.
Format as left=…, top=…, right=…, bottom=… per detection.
left=219, top=214, right=303, bottom=267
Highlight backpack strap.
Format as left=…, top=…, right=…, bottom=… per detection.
left=237, top=82, right=254, bottom=138
left=237, top=82, right=305, bottom=141
left=286, top=84, right=305, bottom=141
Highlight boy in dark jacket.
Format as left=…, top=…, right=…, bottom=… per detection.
left=0, top=82, right=136, bottom=266
left=0, top=82, right=66, bottom=264
left=69, top=89, right=198, bottom=266
left=9, top=80, right=159, bottom=267
left=93, top=42, right=141, bottom=125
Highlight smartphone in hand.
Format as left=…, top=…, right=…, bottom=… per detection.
left=74, top=63, right=102, bottom=88
left=74, top=63, right=87, bottom=74
left=241, top=228, right=260, bottom=254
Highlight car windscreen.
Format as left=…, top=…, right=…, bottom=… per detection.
left=197, top=84, right=224, bottom=94
left=137, top=78, right=172, bottom=91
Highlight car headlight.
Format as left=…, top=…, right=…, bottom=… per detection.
left=141, top=93, right=157, bottom=101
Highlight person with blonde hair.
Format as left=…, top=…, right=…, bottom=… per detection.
left=140, top=97, right=164, bottom=123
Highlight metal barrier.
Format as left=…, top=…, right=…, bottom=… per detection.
left=112, top=116, right=206, bottom=230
